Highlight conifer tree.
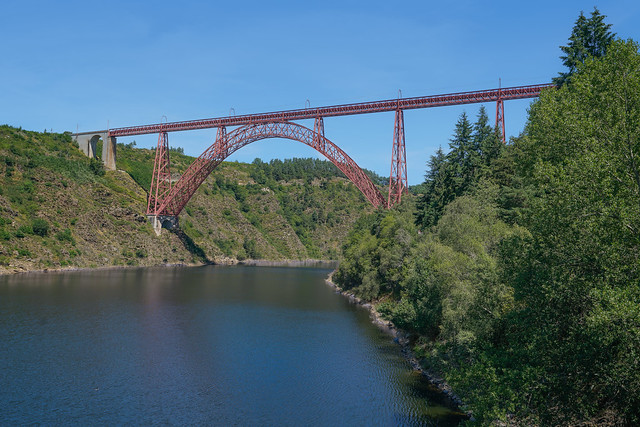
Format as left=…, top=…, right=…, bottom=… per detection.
left=415, top=147, right=447, bottom=228
left=554, top=7, right=615, bottom=86
left=447, top=112, right=474, bottom=194
left=474, top=106, right=503, bottom=174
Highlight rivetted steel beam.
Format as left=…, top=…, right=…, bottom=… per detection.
left=103, top=83, right=554, bottom=137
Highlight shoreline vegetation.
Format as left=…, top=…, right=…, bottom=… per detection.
left=325, top=271, right=471, bottom=419
left=331, top=34, right=640, bottom=425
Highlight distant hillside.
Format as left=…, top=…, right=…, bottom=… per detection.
left=0, top=125, right=377, bottom=273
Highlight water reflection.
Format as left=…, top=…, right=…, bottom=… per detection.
left=0, top=266, right=464, bottom=425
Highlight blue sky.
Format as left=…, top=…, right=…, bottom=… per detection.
left=2, top=1, right=639, bottom=184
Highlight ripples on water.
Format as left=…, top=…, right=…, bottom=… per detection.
left=0, top=265, right=465, bottom=425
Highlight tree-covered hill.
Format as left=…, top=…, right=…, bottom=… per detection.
left=333, top=20, right=640, bottom=425
left=0, top=126, right=375, bottom=273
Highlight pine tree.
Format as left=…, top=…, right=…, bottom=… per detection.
left=473, top=106, right=493, bottom=151
left=415, top=147, right=448, bottom=228
left=554, top=7, right=615, bottom=86
left=416, top=108, right=509, bottom=229
left=474, top=106, right=503, bottom=174
left=447, top=112, right=474, bottom=194
left=416, top=113, right=474, bottom=228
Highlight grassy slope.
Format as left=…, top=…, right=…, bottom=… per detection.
left=0, top=126, right=374, bottom=273
left=117, top=144, right=374, bottom=262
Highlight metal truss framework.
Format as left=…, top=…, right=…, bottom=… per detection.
left=388, top=109, right=408, bottom=207
left=152, top=122, right=387, bottom=217
left=146, top=131, right=172, bottom=215
left=89, top=82, right=555, bottom=216
left=108, top=84, right=554, bottom=137
left=496, top=86, right=506, bottom=144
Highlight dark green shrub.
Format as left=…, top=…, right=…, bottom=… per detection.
left=31, top=218, right=49, bottom=237
left=17, top=248, right=30, bottom=257
left=55, top=228, right=74, bottom=244
left=89, top=158, right=105, bottom=176
left=243, top=238, right=260, bottom=259
left=121, top=249, right=133, bottom=258
left=214, top=238, right=234, bottom=257
left=21, top=180, right=35, bottom=194
left=135, top=248, right=147, bottom=258
left=17, top=224, right=33, bottom=237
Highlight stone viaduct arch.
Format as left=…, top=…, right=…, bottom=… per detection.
left=74, top=132, right=117, bottom=170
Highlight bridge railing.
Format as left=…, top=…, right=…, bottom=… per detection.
left=106, top=83, right=555, bottom=137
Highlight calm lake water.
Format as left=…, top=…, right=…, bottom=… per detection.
left=0, top=265, right=464, bottom=425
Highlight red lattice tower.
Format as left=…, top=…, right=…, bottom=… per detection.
left=216, top=126, right=227, bottom=157
left=313, top=116, right=325, bottom=151
left=388, top=109, right=408, bottom=208
left=147, top=131, right=171, bottom=215
left=496, top=83, right=506, bottom=144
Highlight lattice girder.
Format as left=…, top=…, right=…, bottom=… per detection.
left=147, top=131, right=171, bottom=215
left=154, top=121, right=386, bottom=216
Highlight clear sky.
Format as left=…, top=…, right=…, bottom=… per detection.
left=2, top=0, right=639, bottom=184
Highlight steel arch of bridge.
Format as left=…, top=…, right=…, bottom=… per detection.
left=150, top=121, right=387, bottom=217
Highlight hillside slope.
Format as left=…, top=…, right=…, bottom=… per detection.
left=0, top=126, right=376, bottom=273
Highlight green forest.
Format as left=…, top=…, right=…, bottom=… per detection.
left=333, top=9, right=640, bottom=425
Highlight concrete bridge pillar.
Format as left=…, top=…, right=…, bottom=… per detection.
left=147, top=215, right=179, bottom=236
left=74, top=132, right=117, bottom=170
left=102, top=135, right=116, bottom=171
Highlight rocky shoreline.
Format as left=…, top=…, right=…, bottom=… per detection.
left=325, top=272, right=472, bottom=420
left=0, top=261, right=210, bottom=276
left=0, top=258, right=338, bottom=276
left=239, top=259, right=338, bottom=268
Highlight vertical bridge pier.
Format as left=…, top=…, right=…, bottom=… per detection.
left=146, top=215, right=179, bottom=236
left=74, top=131, right=117, bottom=170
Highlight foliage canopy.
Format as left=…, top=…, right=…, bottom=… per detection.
left=335, top=36, right=640, bottom=424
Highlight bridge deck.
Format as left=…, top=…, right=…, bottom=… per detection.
left=96, top=83, right=554, bottom=138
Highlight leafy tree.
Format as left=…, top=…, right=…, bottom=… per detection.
left=554, top=7, right=615, bottom=86
left=334, top=201, right=417, bottom=300
left=506, top=39, right=640, bottom=423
